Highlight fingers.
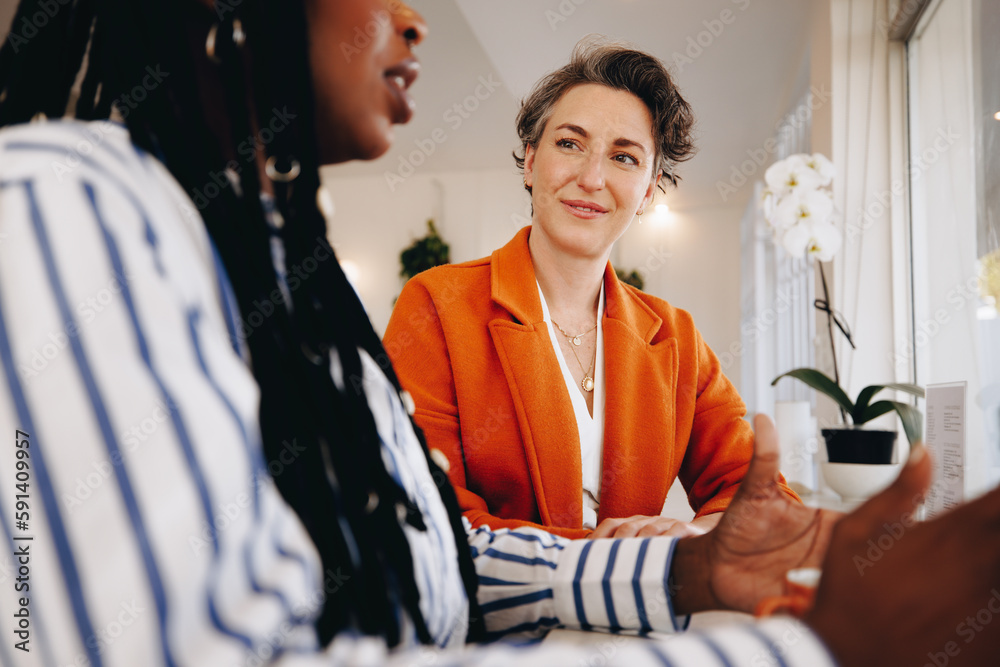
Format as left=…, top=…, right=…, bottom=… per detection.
left=751, top=413, right=781, bottom=461
left=637, top=521, right=704, bottom=538
left=609, top=516, right=659, bottom=538
left=738, top=414, right=782, bottom=495
left=850, top=443, right=933, bottom=528
left=591, top=516, right=700, bottom=539
left=589, top=517, right=626, bottom=539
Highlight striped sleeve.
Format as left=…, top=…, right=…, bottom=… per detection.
left=0, top=122, right=325, bottom=666
left=466, top=522, right=690, bottom=640
left=312, top=618, right=839, bottom=667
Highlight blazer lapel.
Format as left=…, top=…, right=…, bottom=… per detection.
left=598, top=268, right=679, bottom=521
left=488, top=227, right=584, bottom=528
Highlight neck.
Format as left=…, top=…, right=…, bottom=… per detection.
left=529, top=228, right=607, bottom=327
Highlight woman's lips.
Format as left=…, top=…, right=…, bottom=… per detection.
left=385, top=60, right=419, bottom=124
left=561, top=200, right=608, bottom=219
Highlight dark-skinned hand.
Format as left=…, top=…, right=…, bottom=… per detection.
left=672, top=414, right=842, bottom=614
left=806, top=442, right=1000, bottom=666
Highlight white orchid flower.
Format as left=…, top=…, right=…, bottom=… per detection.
left=764, top=154, right=821, bottom=197
left=782, top=220, right=842, bottom=261
left=773, top=188, right=833, bottom=229
left=804, top=153, right=835, bottom=186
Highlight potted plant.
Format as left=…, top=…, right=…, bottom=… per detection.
left=762, top=153, right=923, bottom=467
left=772, top=369, right=924, bottom=464
left=615, top=268, right=645, bottom=291
left=400, top=219, right=450, bottom=281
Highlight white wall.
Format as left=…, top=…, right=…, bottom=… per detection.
left=319, top=167, right=529, bottom=336
left=319, top=168, right=744, bottom=392
left=616, top=205, right=745, bottom=391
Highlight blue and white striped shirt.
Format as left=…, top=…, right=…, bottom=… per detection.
left=0, top=120, right=837, bottom=666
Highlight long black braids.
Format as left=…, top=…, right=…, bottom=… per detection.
left=0, top=0, right=483, bottom=647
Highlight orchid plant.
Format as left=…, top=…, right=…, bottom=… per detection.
left=762, top=154, right=923, bottom=443
left=762, top=153, right=855, bottom=423
left=761, top=153, right=841, bottom=261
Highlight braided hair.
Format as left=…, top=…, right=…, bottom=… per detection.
left=0, top=0, right=483, bottom=647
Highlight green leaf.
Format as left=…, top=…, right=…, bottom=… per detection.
left=878, top=383, right=925, bottom=399
left=886, top=401, right=923, bottom=446
left=857, top=399, right=896, bottom=425
left=852, top=383, right=923, bottom=423
left=772, top=368, right=855, bottom=418
left=852, top=386, right=883, bottom=421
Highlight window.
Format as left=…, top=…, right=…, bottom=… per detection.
left=905, top=0, right=1000, bottom=495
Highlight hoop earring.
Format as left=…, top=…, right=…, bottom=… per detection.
left=266, top=155, right=302, bottom=183
left=206, top=18, right=246, bottom=64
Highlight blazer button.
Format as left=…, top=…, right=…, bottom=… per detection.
left=400, top=390, right=416, bottom=415
left=429, top=448, right=451, bottom=473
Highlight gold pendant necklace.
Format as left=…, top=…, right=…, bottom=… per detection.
left=551, top=318, right=596, bottom=392
left=551, top=320, right=598, bottom=346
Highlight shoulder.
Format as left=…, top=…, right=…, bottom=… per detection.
left=400, top=255, right=493, bottom=304
left=1, top=119, right=141, bottom=184
left=613, top=279, right=698, bottom=339
left=0, top=119, right=227, bottom=329
left=1, top=119, right=214, bottom=263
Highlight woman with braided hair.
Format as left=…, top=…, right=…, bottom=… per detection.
left=1, top=2, right=999, bottom=666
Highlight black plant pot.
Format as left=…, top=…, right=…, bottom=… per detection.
left=822, top=428, right=897, bottom=464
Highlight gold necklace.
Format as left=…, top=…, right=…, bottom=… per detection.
left=551, top=318, right=596, bottom=392
left=550, top=320, right=598, bottom=346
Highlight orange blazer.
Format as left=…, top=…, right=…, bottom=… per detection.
left=385, top=226, right=795, bottom=539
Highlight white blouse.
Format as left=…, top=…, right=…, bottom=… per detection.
left=536, top=282, right=606, bottom=529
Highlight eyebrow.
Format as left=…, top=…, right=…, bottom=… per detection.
left=554, top=123, right=651, bottom=155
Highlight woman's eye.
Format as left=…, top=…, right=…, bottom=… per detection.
left=556, top=138, right=578, bottom=150
left=614, top=153, right=639, bottom=166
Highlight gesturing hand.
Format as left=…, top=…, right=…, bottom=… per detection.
left=806, top=445, right=1000, bottom=666
left=671, top=414, right=841, bottom=614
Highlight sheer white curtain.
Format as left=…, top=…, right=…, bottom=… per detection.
left=739, top=93, right=817, bottom=417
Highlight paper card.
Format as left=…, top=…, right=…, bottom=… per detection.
left=924, top=382, right=967, bottom=518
